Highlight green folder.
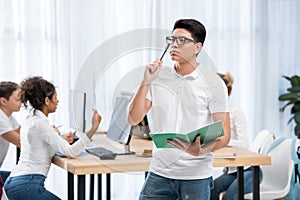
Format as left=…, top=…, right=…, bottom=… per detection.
left=150, top=121, right=224, bottom=148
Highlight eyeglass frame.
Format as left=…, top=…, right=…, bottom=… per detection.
left=165, top=36, right=197, bottom=45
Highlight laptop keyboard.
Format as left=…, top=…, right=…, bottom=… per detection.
left=86, top=147, right=115, bottom=156
left=86, top=147, right=117, bottom=160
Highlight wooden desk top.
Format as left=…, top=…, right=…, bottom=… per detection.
left=52, top=133, right=271, bottom=175
left=212, top=147, right=271, bottom=167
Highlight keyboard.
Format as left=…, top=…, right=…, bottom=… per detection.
left=86, top=147, right=116, bottom=160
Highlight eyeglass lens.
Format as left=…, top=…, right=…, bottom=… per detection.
left=166, top=36, right=193, bottom=45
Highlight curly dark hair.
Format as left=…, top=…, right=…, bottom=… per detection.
left=0, top=81, right=20, bottom=100
left=20, top=76, right=55, bottom=110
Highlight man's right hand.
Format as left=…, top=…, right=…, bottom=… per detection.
left=142, top=59, right=162, bottom=85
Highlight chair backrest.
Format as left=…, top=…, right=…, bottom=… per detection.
left=250, top=129, right=275, bottom=154
left=260, top=138, right=294, bottom=195
left=245, top=137, right=296, bottom=199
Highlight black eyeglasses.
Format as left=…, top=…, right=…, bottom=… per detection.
left=166, top=36, right=196, bottom=45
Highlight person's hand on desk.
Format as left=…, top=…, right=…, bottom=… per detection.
left=167, top=135, right=203, bottom=156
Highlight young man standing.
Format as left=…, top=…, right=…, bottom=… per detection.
left=128, top=19, right=231, bottom=199
left=0, top=81, right=21, bottom=191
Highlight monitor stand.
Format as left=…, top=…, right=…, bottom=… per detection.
left=114, top=144, right=135, bottom=155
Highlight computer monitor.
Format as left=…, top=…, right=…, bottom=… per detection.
left=107, top=91, right=135, bottom=155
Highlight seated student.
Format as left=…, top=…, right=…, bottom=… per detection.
left=4, top=76, right=101, bottom=200
left=210, top=72, right=262, bottom=200
left=0, top=81, right=21, bottom=198
left=0, top=82, right=75, bottom=181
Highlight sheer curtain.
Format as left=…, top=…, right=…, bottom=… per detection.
left=1, top=0, right=299, bottom=199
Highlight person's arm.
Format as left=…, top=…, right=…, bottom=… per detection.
left=1, top=128, right=21, bottom=148
left=207, top=112, right=231, bottom=151
left=127, top=59, right=162, bottom=125
left=167, top=112, right=231, bottom=156
left=127, top=86, right=152, bottom=125
left=42, top=110, right=101, bottom=158
left=52, top=125, right=76, bottom=144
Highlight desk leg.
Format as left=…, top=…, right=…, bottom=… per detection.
left=90, top=174, right=94, bottom=200
left=78, top=175, right=86, bottom=200
left=68, top=172, right=74, bottom=200
left=106, top=174, right=111, bottom=200
left=237, top=166, right=244, bottom=200
left=252, top=166, right=260, bottom=200
left=98, top=174, right=102, bottom=200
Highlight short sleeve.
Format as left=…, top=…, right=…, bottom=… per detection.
left=0, top=114, right=19, bottom=135
left=208, top=75, right=229, bottom=113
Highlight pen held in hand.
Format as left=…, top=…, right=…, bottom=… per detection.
left=160, top=44, right=170, bottom=61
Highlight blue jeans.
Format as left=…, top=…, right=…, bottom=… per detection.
left=139, top=172, right=213, bottom=200
left=210, top=167, right=263, bottom=200
left=0, top=171, right=10, bottom=183
left=4, top=174, right=60, bottom=200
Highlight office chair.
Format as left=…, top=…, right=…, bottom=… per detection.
left=250, top=129, right=275, bottom=154
left=218, top=130, right=276, bottom=199
left=245, top=138, right=296, bottom=199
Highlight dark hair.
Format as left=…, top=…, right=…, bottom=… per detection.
left=20, top=76, right=55, bottom=110
left=0, top=81, right=20, bottom=100
left=173, top=19, right=206, bottom=45
left=217, top=72, right=234, bottom=96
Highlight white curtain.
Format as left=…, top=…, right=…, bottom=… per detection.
left=1, top=0, right=300, bottom=199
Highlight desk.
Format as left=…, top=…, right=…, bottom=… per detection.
left=52, top=133, right=271, bottom=200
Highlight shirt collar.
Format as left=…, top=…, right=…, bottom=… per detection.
left=32, top=109, right=49, bottom=123
left=172, top=65, right=200, bottom=80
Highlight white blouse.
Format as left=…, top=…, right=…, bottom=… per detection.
left=227, top=104, right=249, bottom=150
left=226, top=104, right=250, bottom=174
left=10, top=110, right=91, bottom=177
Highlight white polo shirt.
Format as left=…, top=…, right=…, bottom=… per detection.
left=10, top=110, right=91, bottom=177
left=147, top=66, right=229, bottom=180
left=0, top=109, right=20, bottom=167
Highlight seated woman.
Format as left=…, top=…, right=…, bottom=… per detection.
left=210, top=72, right=262, bottom=200
left=4, top=76, right=101, bottom=200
